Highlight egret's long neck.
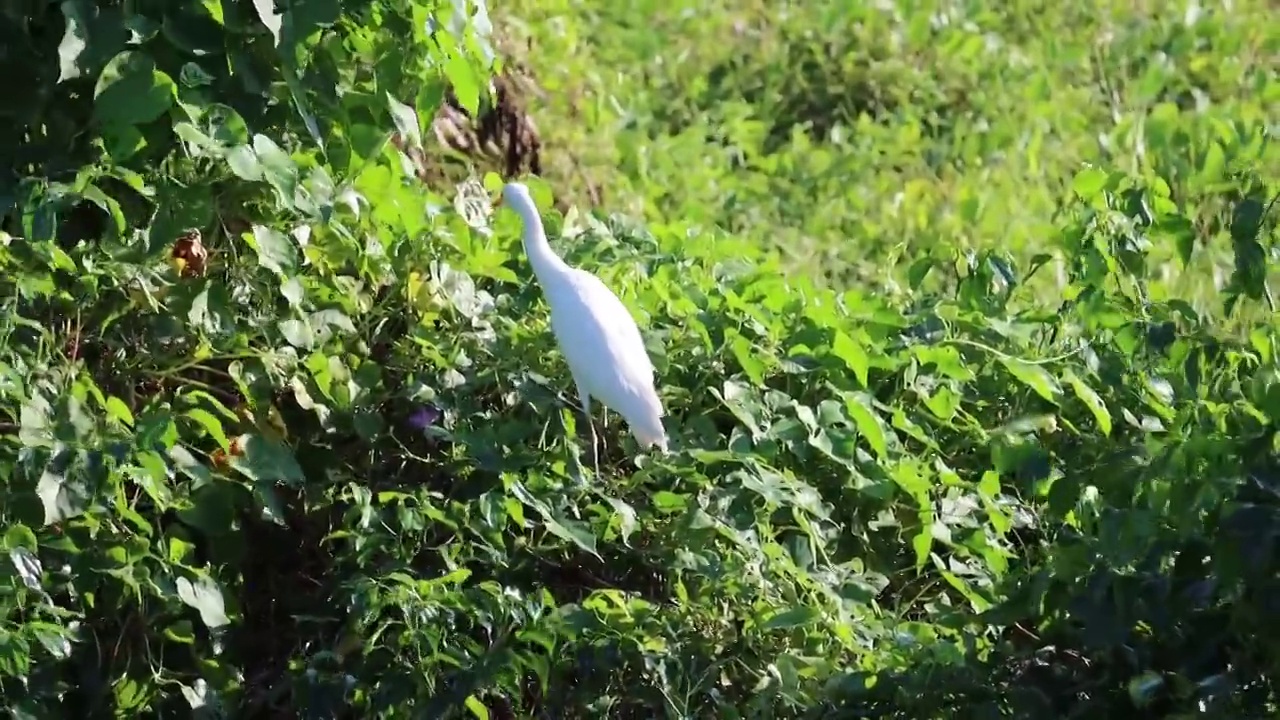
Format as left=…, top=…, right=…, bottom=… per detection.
left=514, top=202, right=569, bottom=283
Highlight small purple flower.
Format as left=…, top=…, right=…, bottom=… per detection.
left=408, top=404, right=442, bottom=431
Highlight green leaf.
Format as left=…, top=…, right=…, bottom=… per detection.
left=28, top=622, right=72, bottom=658
left=444, top=53, right=481, bottom=116
left=105, top=396, right=135, bottom=427
left=386, top=92, right=422, bottom=149
left=843, top=392, right=889, bottom=459
left=604, top=496, right=638, bottom=545
left=226, top=145, right=263, bottom=181
left=3, top=524, right=38, bottom=553
left=912, top=523, right=932, bottom=569
left=281, top=277, right=305, bottom=307
left=164, top=620, right=196, bottom=644
left=830, top=330, right=870, bottom=387
left=176, top=575, right=231, bottom=628
left=252, top=134, right=300, bottom=204
left=1071, top=167, right=1109, bottom=201
left=999, top=358, right=1061, bottom=403
left=200, top=0, right=224, bottom=23
left=543, top=512, right=600, bottom=560
left=93, top=51, right=176, bottom=126
left=229, top=433, right=305, bottom=486
left=1199, top=141, right=1226, bottom=184
left=760, top=605, right=820, bottom=630
left=186, top=408, right=231, bottom=450
left=247, top=224, right=299, bottom=275
left=977, top=471, right=1001, bottom=498
left=36, top=467, right=87, bottom=526
left=102, top=124, right=147, bottom=163
left=278, top=318, right=315, bottom=349
left=715, top=380, right=765, bottom=438
left=464, top=696, right=490, bottom=720
left=728, top=331, right=767, bottom=386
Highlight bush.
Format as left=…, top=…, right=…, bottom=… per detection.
left=2, top=1, right=1279, bottom=718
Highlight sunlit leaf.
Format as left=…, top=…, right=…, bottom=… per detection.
left=176, top=575, right=231, bottom=629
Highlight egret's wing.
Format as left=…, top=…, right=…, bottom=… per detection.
left=545, top=269, right=668, bottom=447
left=561, top=269, right=655, bottom=376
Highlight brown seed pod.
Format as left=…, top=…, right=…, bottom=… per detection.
left=171, top=229, right=209, bottom=278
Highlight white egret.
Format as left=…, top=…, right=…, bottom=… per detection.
left=496, top=181, right=668, bottom=475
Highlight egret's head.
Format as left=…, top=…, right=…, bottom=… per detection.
left=497, top=181, right=534, bottom=213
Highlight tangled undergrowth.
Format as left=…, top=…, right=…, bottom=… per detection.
left=1, top=1, right=1279, bottom=718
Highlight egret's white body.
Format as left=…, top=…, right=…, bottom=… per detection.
left=500, top=182, right=668, bottom=467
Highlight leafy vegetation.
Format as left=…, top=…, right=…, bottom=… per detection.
left=1, top=0, right=1279, bottom=718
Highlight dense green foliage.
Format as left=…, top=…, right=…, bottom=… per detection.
left=1, top=0, right=1279, bottom=718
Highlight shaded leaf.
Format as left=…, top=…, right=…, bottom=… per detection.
left=229, top=433, right=305, bottom=486
left=93, top=51, right=176, bottom=126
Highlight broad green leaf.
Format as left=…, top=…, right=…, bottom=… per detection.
left=3, top=525, right=37, bottom=553
left=28, top=622, right=72, bottom=659
left=1199, top=141, right=1226, bottom=184
left=200, top=0, right=225, bottom=23
left=999, top=358, right=1061, bottom=403
left=604, top=496, right=638, bottom=545
left=543, top=512, right=600, bottom=560
left=464, top=696, right=490, bottom=720
left=229, top=433, right=305, bottom=486
left=1071, top=167, right=1109, bottom=200
left=93, top=51, right=176, bottom=126
left=102, top=123, right=147, bottom=162
left=1065, top=373, right=1111, bottom=435
left=728, top=331, right=767, bottom=386
left=278, top=318, right=315, bottom=349
left=444, top=53, right=481, bottom=117
left=977, top=471, right=1000, bottom=498
left=387, top=93, right=422, bottom=149
left=247, top=224, right=298, bottom=275
left=715, top=380, right=765, bottom=438
left=843, top=392, right=889, bottom=458
left=252, top=134, right=300, bottom=203
left=226, top=145, right=263, bottom=180
left=105, top=396, right=135, bottom=427
left=165, top=621, right=197, bottom=645
left=186, top=408, right=231, bottom=450
left=760, top=605, right=821, bottom=630
left=831, top=330, right=870, bottom=387
left=923, top=383, right=961, bottom=421
left=281, top=277, right=305, bottom=306
left=36, top=468, right=87, bottom=526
